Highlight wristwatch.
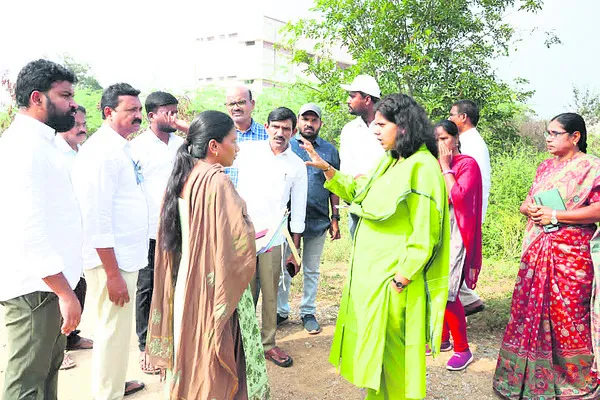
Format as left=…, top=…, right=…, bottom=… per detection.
left=331, top=214, right=340, bottom=221
left=392, top=278, right=406, bottom=290
left=551, top=210, right=558, bottom=225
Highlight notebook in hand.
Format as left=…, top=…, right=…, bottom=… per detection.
left=533, top=188, right=566, bottom=232
left=533, top=188, right=566, bottom=211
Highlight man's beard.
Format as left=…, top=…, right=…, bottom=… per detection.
left=300, top=127, right=319, bottom=140
left=46, top=97, right=75, bottom=132
left=157, top=123, right=177, bottom=133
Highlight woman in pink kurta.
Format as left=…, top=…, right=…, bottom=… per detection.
left=434, top=120, right=482, bottom=372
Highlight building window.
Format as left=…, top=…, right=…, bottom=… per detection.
left=229, top=33, right=238, bottom=38
left=207, top=36, right=215, bottom=41
left=206, top=77, right=213, bottom=82
left=219, top=34, right=225, bottom=40
left=245, top=41, right=255, bottom=46
left=227, top=75, right=237, bottom=79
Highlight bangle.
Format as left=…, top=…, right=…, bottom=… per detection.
left=323, top=164, right=331, bottom=172
left=442, top=169, right=455, bottom=175
left=331, top=214, right=340, bottom=221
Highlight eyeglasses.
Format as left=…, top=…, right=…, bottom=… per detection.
left=543, top=130, right=570, bottom=139
left=224, top=100, right=247, bottom=108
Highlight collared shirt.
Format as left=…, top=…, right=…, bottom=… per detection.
left=459, top=127, right=491, bottom=221
left=291, top=135, right=340, bottom=238
left=339, top=116, right=384, bottom=178
left=225, top=119, right=268, bottom=187
left=236, top=141, right=307, bottom=246
left=71, top=125, right=149, bottom=272
left=0, top=114, right=83, bottom=301
left=131, top=129, right=184, bottom=239
left=53, top=133, right=79, bottom=171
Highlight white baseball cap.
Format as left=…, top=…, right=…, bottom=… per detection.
left=341, top=74, right=381, bottom=98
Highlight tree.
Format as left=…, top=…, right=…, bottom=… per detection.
left=571, top=86, right=600, bottom=126
left=285, top=0, right=544, bottom=143
left=61, top=54, right=103, bottom=91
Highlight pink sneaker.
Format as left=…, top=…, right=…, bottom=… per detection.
left=446, top=350, right=474, bottom=371
left=426, top=341, right=453, bottom=356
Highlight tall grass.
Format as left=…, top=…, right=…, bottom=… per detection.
left=482, top=145, right=548, bottom=261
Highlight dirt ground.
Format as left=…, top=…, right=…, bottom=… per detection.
left=0, top=302, right=501, bottom=400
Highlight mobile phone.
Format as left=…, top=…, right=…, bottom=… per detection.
left=543, top=224, right=559, bottom=233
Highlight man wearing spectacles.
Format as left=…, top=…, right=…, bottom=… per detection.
left=223, top=85, right=268, bottom=186
left=448, top=99, right=490, bottom=317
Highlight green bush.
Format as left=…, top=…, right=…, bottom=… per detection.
left=482, top=143, right=548, bottom=260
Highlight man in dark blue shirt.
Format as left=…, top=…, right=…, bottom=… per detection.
left=277, top=103, right=341, bottom=334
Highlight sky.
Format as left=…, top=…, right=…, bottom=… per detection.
left=1, top=0, right=598, bottom=119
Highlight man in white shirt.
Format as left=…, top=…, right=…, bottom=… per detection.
left=339, top=74, right=384, bottom=238
left=131, top=91, right=186, bottom=375
left=236, top=107, right=308, bottom=368
left=0, top=59, right=82, bottom=400
left=71, top=83, right=148, bottom=398
left=54, top=105, right=94, bottom=371
left=449, top=99, right=491, bottom=316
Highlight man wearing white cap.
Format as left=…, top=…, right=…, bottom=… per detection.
left=339, top=74, right=384, bottom=238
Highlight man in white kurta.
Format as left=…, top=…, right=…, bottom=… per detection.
left=0, top=59, right=82, bottom=400
left=236, top=107, right=307, bottom=368
left=449, top=100, right=491, bottom=315
left=130, top=91, right=185, bottom=374
left=71, top=83, right=148, bottom=399
left=339, top=75, right=384, bottom=238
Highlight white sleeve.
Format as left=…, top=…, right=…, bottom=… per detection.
left=19, top=153, right=67, bottom=278
left=289, top=162, right=308, bottom=234
left=77, top=155, right=119, bottom=249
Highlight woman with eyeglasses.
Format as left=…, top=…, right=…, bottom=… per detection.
left=493, top=112, right=600, bottom=399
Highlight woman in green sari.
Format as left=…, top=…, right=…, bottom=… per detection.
left=301, top=94, right=450, bottom=399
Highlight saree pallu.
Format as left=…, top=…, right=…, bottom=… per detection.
left=494, top=154, right=600, bottom=399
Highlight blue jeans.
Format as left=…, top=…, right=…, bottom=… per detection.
left=277, top=231, right=327, bottom=318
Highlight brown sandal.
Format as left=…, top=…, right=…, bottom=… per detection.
left=60, top=353, right=76, bottom=370
left=139, top=352, right=160, bottom=375
left=264, top=346, right=293, bottom=368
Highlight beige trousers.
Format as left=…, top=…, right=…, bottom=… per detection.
left=249, top=245, right=283, bottom=351
left=85, top=266, right=138, bottom=400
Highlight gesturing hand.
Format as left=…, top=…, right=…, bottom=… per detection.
left=299, top=136, right=329, bottom=171
left=165, top=111, right=190, bottom=133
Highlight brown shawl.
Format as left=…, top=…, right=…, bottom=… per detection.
left=146, top=161, right=256, bottom=400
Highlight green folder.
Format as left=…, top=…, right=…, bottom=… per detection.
left=533, top=188, right=565, bottom=232
left=533, top=188, right=566, bottom=210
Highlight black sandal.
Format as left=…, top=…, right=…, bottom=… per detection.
left=124, top=380, right=145, bottom=396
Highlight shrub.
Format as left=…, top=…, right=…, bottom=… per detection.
left=482, top=143, right=547, bottom=260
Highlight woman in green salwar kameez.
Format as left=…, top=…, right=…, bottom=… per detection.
left=301, top=94, right=450, bottom=399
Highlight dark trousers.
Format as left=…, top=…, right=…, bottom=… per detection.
left=136, top=238, right=155, bottom=352
left=66, top=277, right=87, bottom=347
left=1, top=292, right=65, bottom=400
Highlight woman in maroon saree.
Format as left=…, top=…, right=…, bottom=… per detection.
left=493, top=113, right=600, bottom=399
left=434, top=120, right=483, bottom=371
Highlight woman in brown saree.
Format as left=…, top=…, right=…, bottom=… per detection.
left=146, top=110, right=270, bottom=399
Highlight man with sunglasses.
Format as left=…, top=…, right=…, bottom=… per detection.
left=448, top=99, right=490, bottom=317
left=223, top=85, right=268, bottom=186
